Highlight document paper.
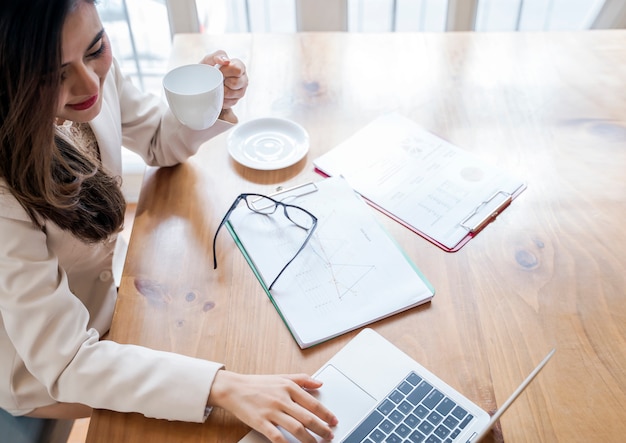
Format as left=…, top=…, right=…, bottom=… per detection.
left=314, top=113, right=526, bottom=251
left=226, top=176, right=434, bottom=348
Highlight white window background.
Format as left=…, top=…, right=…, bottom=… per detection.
left=201, top=0, right=605, bottom=33
left=98, top=0, right=611, bottom=96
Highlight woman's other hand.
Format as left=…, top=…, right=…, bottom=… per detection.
left=201, top=51, right=248, bottom=114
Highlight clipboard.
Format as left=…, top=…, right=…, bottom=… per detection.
left=223, top=176, right=435, bottom=348
left=313, top=113, right=526, bottom=252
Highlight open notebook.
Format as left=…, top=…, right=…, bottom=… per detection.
left=240, top=328, right=554, bottom=443
left=225, top=176, right=434, bottom=348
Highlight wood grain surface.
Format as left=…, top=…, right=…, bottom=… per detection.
left=87, top=31, right=626, bottom=442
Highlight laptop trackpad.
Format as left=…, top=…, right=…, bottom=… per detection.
left=313, top=364, right=377, bottom=440
left=238, top=364, right=377, bottom=442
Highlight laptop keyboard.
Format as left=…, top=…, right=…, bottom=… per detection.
left=343, top=371, right=474, bottom=443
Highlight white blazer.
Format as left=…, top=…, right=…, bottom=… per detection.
left=0, top=60, right=231, bottom=421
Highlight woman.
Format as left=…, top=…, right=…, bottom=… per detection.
left=0, top=1, right=337, bottom=442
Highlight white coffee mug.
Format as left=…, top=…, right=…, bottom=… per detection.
left=163, top=64, right=224, bottom=130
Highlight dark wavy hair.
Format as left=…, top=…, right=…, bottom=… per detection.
left=0, top=0, right=125, bottom=243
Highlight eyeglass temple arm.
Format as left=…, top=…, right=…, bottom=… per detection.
left=213, top=193, right=277, bottom=270
left=212, top=198, right=244, bottom=269
left=268, top=221, right=318, bottom=290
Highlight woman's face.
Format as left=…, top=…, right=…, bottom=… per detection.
left=56, top=1, right=112, bottom=123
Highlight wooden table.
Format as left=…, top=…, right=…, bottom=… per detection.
left=87, top=31, right=626, bottom=442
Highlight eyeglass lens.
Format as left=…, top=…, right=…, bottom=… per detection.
left=244, top=195, right=314, bottom=230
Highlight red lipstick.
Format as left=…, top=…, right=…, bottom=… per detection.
left=68, top=95, right=98, bottom=111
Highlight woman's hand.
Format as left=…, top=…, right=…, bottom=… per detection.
left=200, top=50, right=248, bottom=113
left=208, top=370, right=338, bottom=443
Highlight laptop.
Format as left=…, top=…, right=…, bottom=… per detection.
left=239, top=328, right=554, bottom=443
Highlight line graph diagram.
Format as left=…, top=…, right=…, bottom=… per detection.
left=284, top=209, right=378, bottom=312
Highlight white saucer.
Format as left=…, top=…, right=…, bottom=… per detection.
left=227, top=117, right=309, bottom=170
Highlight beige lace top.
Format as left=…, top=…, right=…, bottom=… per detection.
left=56, top=120, right=101, bottom=162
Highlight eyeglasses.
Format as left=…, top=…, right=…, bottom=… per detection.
left=212, top=193, right=318, bottom=290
